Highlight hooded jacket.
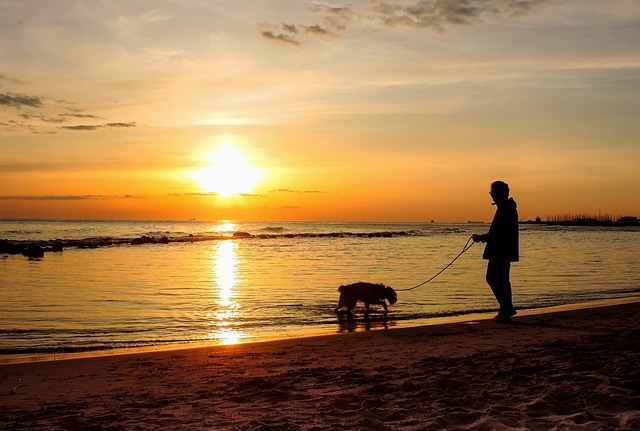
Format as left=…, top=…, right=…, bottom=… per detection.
left=481, top=197, right=519, bottom=262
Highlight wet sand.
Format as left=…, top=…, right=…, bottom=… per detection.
left=1, top=298, right=639, bottom=430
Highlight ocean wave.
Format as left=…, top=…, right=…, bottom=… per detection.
left=258, top=226, right=288, bottom=233
left=0, top=339, right=193, bottom=355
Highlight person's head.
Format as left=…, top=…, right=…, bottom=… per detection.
left=490, top=180, right=510, bottom=202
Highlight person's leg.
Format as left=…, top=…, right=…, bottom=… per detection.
left=486, top=259, right=514, bottom=314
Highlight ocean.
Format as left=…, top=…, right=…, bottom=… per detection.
left=1, top=220, right=639, bottom=357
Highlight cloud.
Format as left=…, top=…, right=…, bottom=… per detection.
left=59, top=113, right=102, bottom=120
left=0, top=74, right=27, bottom=86
left=19, top=113, right=65, bottom=124
left=371, top=0, right=551, bottom=31
left=261, top=23, right=335, bottom=42
left=105, top=122, right=137, bottom=128
left=60, top=122, right=137, bottom=131
left=178, top=192, right=221, bottom=197
left=260, top=3, right=353, bottom=45
left=283, top=24, right=298, bottom=34
left=177, top=192, right=265, bottom=198
left=16, top=112, right=107, bottom=126
left=60, top=125, right=102, bottom=131
left=308, top=3, right=355, bottom=30
left=0, top=194, right=144, bottom=201
left=0, top=92, right=43, bottom=108
left=40, top=116, right=67, bottom=124
left=260, top=0, right=552, bottom=45
left=271, top=188, right=325, bottom=194
left=0, top=119, right=38, bottom=133
left=1, top=75, right=136, bottom=134
left=260, top=29, right=301, bottom=45
left=304, top=24, right=332, bottom=36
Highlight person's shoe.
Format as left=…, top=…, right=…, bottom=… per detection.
left=503, top=308, right=517, bottom=317
left=492, top=313, right=512, bottom=323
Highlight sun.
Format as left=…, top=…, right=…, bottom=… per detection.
left=192, top=144, right=262, bottom=197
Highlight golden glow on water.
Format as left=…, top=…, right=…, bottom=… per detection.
left=213, top=221, right=236, bottom=237
left=209, top=240, right=244, bottom=344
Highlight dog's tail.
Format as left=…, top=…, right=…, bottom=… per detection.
left=337, top=285, right=346, bottom=293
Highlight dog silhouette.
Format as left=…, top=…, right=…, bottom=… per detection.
left=334, top=282, right=397, bottom=317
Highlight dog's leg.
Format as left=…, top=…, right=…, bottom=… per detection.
left=363, top=302, right=371, bottom=320
left=334, top=297, right=343, bottom=314
left=346, top=300, right=357, bottom=318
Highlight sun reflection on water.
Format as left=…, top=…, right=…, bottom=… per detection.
left=209, top=240, right=244, bottom=344
left=212, top=221, right=236, bottom=237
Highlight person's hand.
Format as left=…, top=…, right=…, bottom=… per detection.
left=472, top=234, right=482, bottom=243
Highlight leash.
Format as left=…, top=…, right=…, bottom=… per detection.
left=395, top=236, right=476, bottom=292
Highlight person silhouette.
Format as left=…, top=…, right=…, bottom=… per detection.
left=472, top=181, right=519, bottom=323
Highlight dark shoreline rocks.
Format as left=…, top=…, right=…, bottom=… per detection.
left=1, top=239, right=66, bottom=258
left=130, top=235, right=170, bottom=245
left=0, top=231, right=417, bottom=259
left=22, top=243, right=45, bottom=258
left=1, top=230, right=419, bottom=258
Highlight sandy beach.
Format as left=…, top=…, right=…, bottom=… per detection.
left=2, top=298, right=639, bottom=431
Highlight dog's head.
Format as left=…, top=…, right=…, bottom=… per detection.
left=384, top=286, right=398, bottom=304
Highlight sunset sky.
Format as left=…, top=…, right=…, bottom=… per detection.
left=1, top=0, right=639, bottom=222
